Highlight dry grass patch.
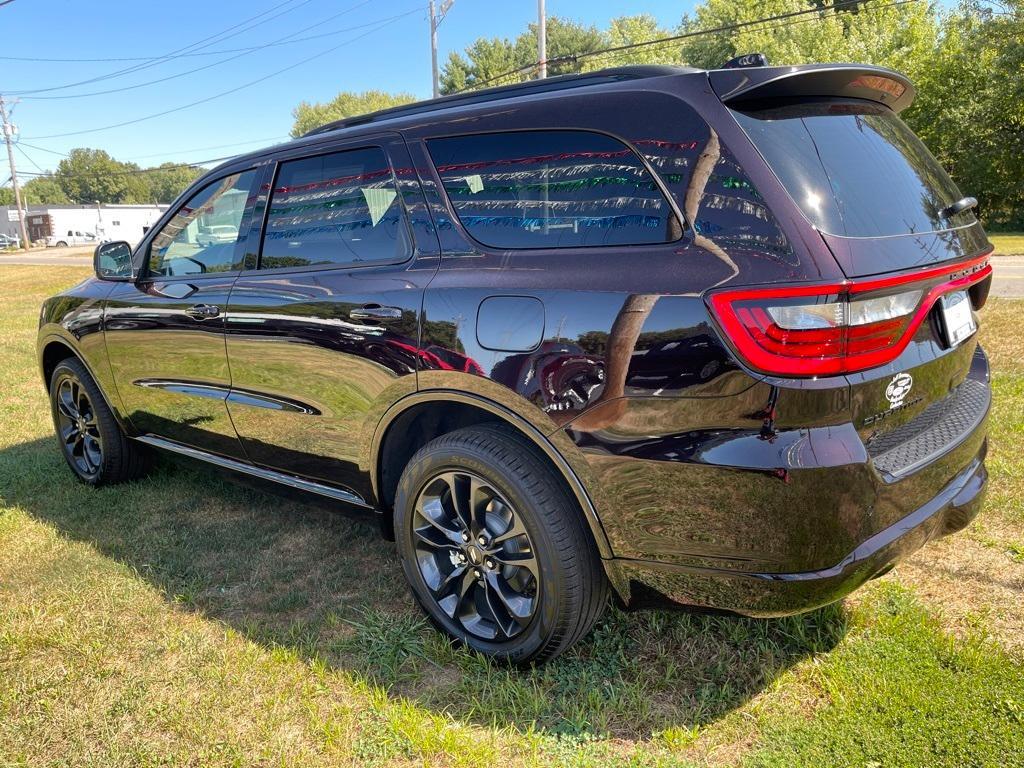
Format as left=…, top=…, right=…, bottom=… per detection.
left=2, top=265, right=1024, bottom=767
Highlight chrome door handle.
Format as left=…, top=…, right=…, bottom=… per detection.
left=349, top=305, right=403, bottom=321
left=185, top=303, right=220, bottom=319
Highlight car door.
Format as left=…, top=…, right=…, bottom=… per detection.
left=104, top=165, right=266, bottom=457
left=224, top=135, right=440, bottom=499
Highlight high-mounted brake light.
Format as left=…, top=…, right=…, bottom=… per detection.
left=706, top=253, right=993, bottom=377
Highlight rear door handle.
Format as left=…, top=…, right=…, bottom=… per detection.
left=185, top=303, right=220, bottom=319
left=349, top=305, right=403, bottom=321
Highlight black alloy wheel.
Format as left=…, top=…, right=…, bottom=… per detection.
left=412, top=470, right=539, bottom=641
left=394, top=423, right=609, bottom=665
left=54, top=372, right=103, bottom=479
left=49, top=357, right=150, bottom=486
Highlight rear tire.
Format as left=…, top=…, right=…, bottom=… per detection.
left=394, top=423, right=608, bottom=665
left=49, top=357, right=149, bottom=486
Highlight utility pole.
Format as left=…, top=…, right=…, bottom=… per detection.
left=429, top=0, right=454, bottom=99
left=537, top=0, right=547, bottom=79
left=0, top=95, right=29, bottom=251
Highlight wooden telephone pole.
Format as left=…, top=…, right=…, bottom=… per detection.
left=0, top=94, right=29, bottom=250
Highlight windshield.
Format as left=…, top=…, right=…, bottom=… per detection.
left=732, top=100, right=973, bottom=238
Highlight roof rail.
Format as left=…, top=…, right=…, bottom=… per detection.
left=301, top=65, right=697, bottom=137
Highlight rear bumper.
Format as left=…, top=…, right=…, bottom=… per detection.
left=607, top=441, right=987, bottom=615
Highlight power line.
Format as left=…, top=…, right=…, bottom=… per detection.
left=0, top=9, right=403, bottom=63
left=20, top=10, right=417, bottom=141
left=13, top=142, right=46, bottom=175
left=7, top=0, right=316, bottom=96
left=120, top=136, right=290, bottom=161
left=15, top=152, right=246, bottom=179
left=19, top=5, right=419, bottom=101
left=454, top=0, right=918, bottom=94
left=13, top=136, right=290, bottom=166
left=587, top=0, right=919, bottom=69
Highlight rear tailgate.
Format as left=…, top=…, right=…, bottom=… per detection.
left=713, top=64, right=993, bottom=531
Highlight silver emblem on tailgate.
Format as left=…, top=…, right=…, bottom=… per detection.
left=885, top=372, right=914, bottom=408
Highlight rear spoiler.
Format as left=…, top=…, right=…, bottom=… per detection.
left=709, top=64, right=915, bottom=113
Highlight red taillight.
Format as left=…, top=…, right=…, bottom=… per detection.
left=706, top=253, right=993, bottom=377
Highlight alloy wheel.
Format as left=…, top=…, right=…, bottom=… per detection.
left=55, top=375, right=103, bottom=477
left=411, top=470, right=539, bottom=641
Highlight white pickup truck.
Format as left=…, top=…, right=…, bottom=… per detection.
left=46, top=230, right=99, bottom=248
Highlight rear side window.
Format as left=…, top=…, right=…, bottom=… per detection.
left=260, top=147, right=411, bottom=269
left=428, top=130, right=681, bottom=249
left=732, top=101, right=970, bottom=238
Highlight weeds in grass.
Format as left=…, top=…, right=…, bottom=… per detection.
left=1, top=266, right=1023, bottom=767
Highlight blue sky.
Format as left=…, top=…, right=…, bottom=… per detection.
left=0, top=0, right=696, bottom=178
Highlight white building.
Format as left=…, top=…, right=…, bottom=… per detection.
left=1, top=204, right=168, bottom=247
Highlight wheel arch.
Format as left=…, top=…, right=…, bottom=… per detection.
left=39, top=334, right=130, bottom=433
left=371, top=389, right=613, bottom=559
left=40, top=336, right=80, bottom=388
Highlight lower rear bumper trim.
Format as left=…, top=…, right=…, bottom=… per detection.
left=608, top=444, right=987, bottom=615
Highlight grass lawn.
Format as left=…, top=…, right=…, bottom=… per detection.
left=990, top=232, right=1024, bottom=256
left=1, top=265, right=1023, bottom=767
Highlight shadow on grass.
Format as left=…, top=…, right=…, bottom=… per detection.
left=1, top=435, right=848, bottom=739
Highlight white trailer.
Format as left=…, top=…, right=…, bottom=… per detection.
left=0, top=204, right=168, bottom=247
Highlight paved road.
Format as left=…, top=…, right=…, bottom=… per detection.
left=990, top=255, right=1024, bottom=298
left=0, top=245, right=93, bottom=267
left=0, top=253, right=92, bottom=267
left=3, top=251, right=1024, bottom=297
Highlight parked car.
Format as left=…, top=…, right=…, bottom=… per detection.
left=37, top=61, right=993, bottom=665
left=197, top=224, right=240, bottom=246
left=0, top=233, right=20, bottom=249
left=46, top=230, right=98, bottom=247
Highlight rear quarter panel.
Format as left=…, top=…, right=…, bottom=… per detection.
left=403, top=78, right=853, bottom=568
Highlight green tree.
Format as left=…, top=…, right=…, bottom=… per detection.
left=440, top=17, right=605, bottom=93
left=912, top=1, right=1024, bottom=228
left=21, top=175, right=71, bottom=205
left=55, top=148, right=150, bottom=204
left=144, top=163, right=203, bottom=204
left=677, top=0, right=935, bottom=74
left=582, top=14, right=680, bottom=71
left=440, top=38, right=521, bottom=93
left=290, top=90, right=415, bottom=137
left=0, top=187, right=13, bottom=206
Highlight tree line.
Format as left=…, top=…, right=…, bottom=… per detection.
left=0, top=148, right=203, bottom=207
left=290, top=0, right=1023, bottom=229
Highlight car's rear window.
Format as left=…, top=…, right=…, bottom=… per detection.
left=731, top=101, right=973, bottom=238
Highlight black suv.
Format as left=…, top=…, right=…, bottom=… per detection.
left=38, top=63, right=992, bottom=664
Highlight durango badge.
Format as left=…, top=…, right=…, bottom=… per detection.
left=885, top=372, right=914, bottom=408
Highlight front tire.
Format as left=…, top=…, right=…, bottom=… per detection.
left=49, top=357, right=149, bottom=486
left=55, top=241, right=68, bottom=247
left=394, top=423, right=608, bottom=665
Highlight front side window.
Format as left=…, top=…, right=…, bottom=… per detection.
left=427, top=130, right=681, bottom=249
left=260, top=147, right=411, bottom=269
left=147, top=170, right=257, bottom=277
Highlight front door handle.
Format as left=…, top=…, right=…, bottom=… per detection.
left=185, top=303, right=220, bottom=319
left=349, top=305, right=403, bottom=321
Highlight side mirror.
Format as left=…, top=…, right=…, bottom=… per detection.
left=94, top=241, right=134, bottom=281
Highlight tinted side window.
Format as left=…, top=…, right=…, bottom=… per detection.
left=427, top=130, right=681, bottom=249
left=147, top=170, right=257, bottom=277
left=260, top=147, right=411, bottom=269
